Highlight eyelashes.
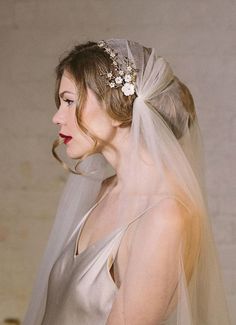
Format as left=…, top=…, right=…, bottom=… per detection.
left=57, top=97, right=76, bottom=110
left=63, top=98, right=74, bottom=106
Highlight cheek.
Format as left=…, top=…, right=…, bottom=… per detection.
left=61, top=109, right=83, bottom=143
left=65, top=115, right=94, bottom=158
left=85, top=111, right=114, bottom=140
left=64, top=110, right=98, bottom=147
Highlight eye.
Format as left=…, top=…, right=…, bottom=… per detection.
left=63, top=98, right=74, bottom=106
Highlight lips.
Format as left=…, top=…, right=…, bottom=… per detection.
left=59, top=133, right=72, bottom=144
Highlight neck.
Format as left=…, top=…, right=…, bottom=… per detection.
left=101, top=126, right=168, bottom=195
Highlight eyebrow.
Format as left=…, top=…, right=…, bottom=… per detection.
left=59, top=91, right=76, bottom=98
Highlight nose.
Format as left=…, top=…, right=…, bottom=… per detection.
left=52, top=107, right=66, bottom=125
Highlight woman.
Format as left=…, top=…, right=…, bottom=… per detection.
left=23, top=39, right=231, bottom=324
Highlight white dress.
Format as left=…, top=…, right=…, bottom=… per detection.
left=41, top=194, right=184, bottom=325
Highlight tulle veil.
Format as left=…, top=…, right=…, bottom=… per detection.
left=23, top=38, right=231, bottom=324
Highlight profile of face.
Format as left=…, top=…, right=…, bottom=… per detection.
left=52, top=71, right=116, bottom=159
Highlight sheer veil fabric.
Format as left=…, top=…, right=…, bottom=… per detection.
left=23, top=39, right=231, bottom=324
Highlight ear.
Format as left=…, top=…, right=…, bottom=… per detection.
left=111, top=118, right=122, bottom=127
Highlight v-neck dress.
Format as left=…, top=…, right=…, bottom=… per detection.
left=41, top=193, right=187, bottom=325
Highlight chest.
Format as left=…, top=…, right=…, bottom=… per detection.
left=76, top=200, right=139, bottom=289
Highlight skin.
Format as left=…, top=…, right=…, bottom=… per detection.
left=52, top=70, right=191, bottom=324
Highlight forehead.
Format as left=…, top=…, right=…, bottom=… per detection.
left=59, top=72, right=77, bottom=94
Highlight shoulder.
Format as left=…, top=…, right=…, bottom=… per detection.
left=142, top=196, right=191, bottom=228
left=150, top=196, right=192, bottom=227
left=128, top=197, right=192, bottom=254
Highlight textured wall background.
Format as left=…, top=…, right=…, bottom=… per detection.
left=0, top=0, right=235, bottom=323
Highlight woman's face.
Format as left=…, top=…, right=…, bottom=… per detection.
left=52, top=71, right=115, bottom=159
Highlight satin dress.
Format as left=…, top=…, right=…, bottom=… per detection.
left=41, top=194, right=184, bottom=325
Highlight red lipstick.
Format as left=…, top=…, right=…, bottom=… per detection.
left=59, top=133, right=72, bottom=144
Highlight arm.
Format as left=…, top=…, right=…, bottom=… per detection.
left=106, top=198, right=191, bottom=325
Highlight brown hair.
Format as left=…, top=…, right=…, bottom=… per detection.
left=52, top=40, right=196, bottom=174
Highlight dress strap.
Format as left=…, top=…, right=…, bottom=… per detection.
left=123, top=194, right=191, bottom=231
left=109, top=194, right=191, bottom=259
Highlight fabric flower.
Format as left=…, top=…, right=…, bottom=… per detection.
left=110, top=52, right=116, bottom=58
left=107, top=72, right=113, bottom=78
left=121, top=83, right=135, bottom=96
left=105, top=47, right=111, bottom=53
left=127, top=66, right=132, bottom=72
left=119, top=70, right=124, bottom=76
left=110, top=82, right=115, bottom=88
left=98, top=41, right=105, bottom=47
left=124, top=74, right=132, bottom=82
left=115, top=76, right=123, bottom=84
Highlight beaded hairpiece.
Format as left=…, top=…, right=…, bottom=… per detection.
left=97, top=40, right=139, bottom=96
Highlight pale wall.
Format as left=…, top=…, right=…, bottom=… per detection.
left=0, top=0, right=235, bottom=323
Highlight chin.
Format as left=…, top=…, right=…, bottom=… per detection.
left=66, top=147, right=84, bottom=159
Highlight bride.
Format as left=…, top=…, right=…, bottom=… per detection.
left=23, top=38, right=231, bottom=325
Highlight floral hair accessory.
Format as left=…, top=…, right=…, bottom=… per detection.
left=97, top=40, right=139, bottom=96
